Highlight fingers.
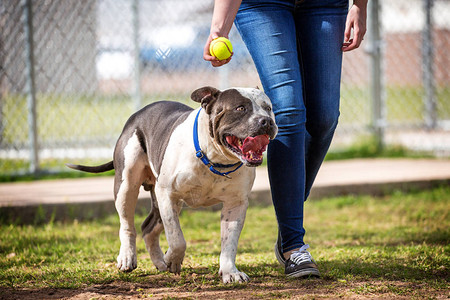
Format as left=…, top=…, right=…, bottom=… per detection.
left=342, top=25, right=366, bottom=52
left=204, top=50, right=233, bottom=67
left=203, top=34, right=216, bottom=61
left=344, top=17, right=352, bottom=45
left=342, top=39, right=357, bottom=52
left=342, top=35, right=363, bottom=52
left=211, top=55, right=233, bottom=67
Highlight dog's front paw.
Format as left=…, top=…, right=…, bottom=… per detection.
left=117, top=247, right=137, bottom=272
left=164, top=253, right=184, bottom=274
left=154, top=260, right=168, bottom=272
left=220, top=269, right=250, bottom=284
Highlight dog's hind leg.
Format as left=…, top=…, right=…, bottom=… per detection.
left=141, top=186, right=167, bottom=271
left=114, top=131, right=148, bottom=272
left=115, top=172, right=140, bottom=272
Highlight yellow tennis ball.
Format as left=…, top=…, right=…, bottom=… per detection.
left=209, top=37, right=233, bottom=60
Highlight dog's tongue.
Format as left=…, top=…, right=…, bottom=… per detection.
left=242, top=135, right=270, bottom=153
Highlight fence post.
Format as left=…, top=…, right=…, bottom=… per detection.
left=22, top=0, right=39, bottom=174
left=367, top=0, right=385, bottom=151
left=132, top=0, right=142, bottom=111
left=423, top=0, right=436, bottom=129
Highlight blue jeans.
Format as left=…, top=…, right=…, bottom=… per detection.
left=235, top=0, right=348, bottom=253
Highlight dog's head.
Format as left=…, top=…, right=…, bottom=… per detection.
left=191, top=86, right=278, bottom=166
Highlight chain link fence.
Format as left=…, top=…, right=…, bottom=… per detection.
left=1, top=0, right=449, bottom=175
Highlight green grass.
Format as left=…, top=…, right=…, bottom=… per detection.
left=1, top=92, right=195, bottom=146
left=1, top=94, right=132, bottom=145
left=0, top=158, right=115, bottom=182
left=340, top=84, right=450, bottom=125
left=0, top=187, right=448, bottom=298
left=324, top=135, right=433, bottom=161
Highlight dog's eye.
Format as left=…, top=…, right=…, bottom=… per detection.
left=261, top=104, right=272, bottom=112
left=236, top=106, right=246, bottom=112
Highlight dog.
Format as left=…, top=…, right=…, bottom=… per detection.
left=67, top=86, right=278, bottom=283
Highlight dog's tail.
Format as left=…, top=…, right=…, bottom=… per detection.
left=66, top=161, right=114, bottom=173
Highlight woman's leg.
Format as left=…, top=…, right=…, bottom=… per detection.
left=235, top=1, right=307, bottom=253
left=295, top=2, right=348, bottom=199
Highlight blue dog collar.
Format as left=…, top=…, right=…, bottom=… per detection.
left=193, top=108, right=243, bottom=179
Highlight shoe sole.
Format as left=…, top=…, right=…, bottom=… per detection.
left=286, top=267, right=321, bottom=278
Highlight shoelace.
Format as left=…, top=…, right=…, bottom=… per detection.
left=290, top=244, right=312, bottom=265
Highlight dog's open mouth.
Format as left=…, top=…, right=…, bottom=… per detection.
left=225, top=134, right=270, bottom=165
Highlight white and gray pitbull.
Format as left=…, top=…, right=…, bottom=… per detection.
left=67, top=86, right=277, bottom=283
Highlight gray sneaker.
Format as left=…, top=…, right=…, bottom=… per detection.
left=284, top=244, right=321, bottom=278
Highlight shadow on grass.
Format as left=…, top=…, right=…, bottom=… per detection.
left=334, top=229, right=449, bottom=247
left=320, top=256, right=448, bottom=283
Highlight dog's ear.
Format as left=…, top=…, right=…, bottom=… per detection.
left=191, top=86, right=221, bottom=112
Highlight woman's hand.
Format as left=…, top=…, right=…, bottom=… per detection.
left=203, top=34, right=233, bottom=67
left=342, top=0, right=368, bottom=52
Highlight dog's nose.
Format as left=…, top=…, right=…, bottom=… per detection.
left=258, top=117, right=275, bottom=128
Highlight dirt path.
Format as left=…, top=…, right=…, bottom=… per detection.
left=1, top=277, right=447, bottom=299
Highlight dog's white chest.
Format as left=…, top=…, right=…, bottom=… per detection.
left=173, top=169, right=253, bottom=208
